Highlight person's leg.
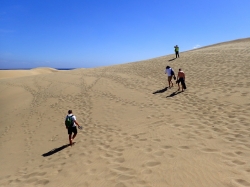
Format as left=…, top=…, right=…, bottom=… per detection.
left=72, top=127, right=78, bottom=141
left=175, top=52, right=177, bottom=58
left=68, top=128, right=73, bottom=145
left=69, top=134, right=73, bottom=145
left=168, top=76, right=171, bottom=87
left=72, top=133, right=77, bottom=139
left=178, top=52, right=179, bottom=58
left=180, top=78, right=184, bottom=91
left=170, top=76, right=173, bottom=87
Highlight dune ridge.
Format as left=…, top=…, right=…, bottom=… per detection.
left=0, top=38, right=250, bottom=187
left=0, top=67, right=59, bottom=79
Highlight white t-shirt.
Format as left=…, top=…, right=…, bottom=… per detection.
left=165, top=68, right=172, bottom=76
left=65, top=114, right=77, bottom=127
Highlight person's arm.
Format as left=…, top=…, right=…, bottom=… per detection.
left=74, top=120, right=80, bottom=127
left=65, top=116, right=68, bottom=129
left=72, top=116, right=80, bottom=127
left=177, top=72, right=180, bottom=80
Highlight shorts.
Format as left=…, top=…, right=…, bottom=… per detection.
left=68, top=126, right=77, bottom=135
left=168, top=76, right=173, bottom=81
left=177, top=78, right=186, bottom=89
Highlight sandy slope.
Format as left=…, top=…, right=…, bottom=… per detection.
left=0, top=67, right=59, bottom=79
left=0, top=38, right=250, bottom=187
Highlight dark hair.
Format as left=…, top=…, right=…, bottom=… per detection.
left=166, top=66, right=170, bottom=69
left=68, top=110, right=72, bottom=114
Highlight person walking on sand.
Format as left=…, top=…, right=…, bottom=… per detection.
left=65, top=110, right=81, bottom=146
left=165, top=66, right=176, bottom=88
left=174, top=45, right=180, bottom=58
left=176, top=68, right=186, bottom=92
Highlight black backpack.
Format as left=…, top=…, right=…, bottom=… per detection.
left=171, top=69, right=176, bottom=80
left=171, top=69, right=175, bottom=76
left=65, top=115, right=74, bottom=128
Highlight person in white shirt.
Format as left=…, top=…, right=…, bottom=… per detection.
left=65, top=110, right=81, bottom=146
left=165, top=66, right=175, bottom=88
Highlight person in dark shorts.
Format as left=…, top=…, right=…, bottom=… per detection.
left=174, top=45, right=180, bottom=58
left=176, top=68, right=186, bottom=91
left=65, top=110, right=81, bottom=146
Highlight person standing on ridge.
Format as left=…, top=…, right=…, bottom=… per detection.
left=174, top=45, right=180, bottom=58
left=65, top=110, right=81, bottom=146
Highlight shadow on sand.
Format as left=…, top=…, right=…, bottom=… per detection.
left=168, top=58, right=176, bottom=62
left=153, top=87, right=168, bottom=94
left=166, top=91, right=182, bottom=98
left=42, top=144, right=70, bottom=157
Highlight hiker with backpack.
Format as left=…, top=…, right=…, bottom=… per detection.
left=65, top=110, right=82, bottom=146
left=165, top=66, right=176, bottom=88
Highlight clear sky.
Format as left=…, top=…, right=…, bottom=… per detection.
left=0, top=0, right=249, bottom=69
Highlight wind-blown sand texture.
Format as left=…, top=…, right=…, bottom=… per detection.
left=0, top=38, right=250, bottom=187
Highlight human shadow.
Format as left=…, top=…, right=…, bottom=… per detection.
left=168, top=58, right=176, bottom=62
left=166, top=90, right=182, bottom=98
left=153, top=87, right=168, bottom=94
left=42, top=144, right=70, bottom=157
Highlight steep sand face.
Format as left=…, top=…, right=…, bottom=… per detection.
left=0, top=38, right=250, bottom=187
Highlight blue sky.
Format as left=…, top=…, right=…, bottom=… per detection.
left=0, top=0, right=249, bottom=69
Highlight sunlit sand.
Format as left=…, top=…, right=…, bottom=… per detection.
left=0, top=38, right=250, bottom=187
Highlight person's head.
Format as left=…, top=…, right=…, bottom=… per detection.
left=179, top=68, right=181, bottom=71
left=68, top=110, right=72, bottom=114
left=166, top=66, right=170, bottom=69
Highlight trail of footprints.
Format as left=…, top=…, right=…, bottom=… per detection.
left=1, top=61, right=250, bottom=186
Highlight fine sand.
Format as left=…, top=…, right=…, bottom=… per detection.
left=0, top=38, right=250, bottom=187
left=0, top=67, right=59, bottom=80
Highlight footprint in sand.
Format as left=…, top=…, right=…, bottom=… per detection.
left=234, top=179, right=250, bottom=186
left=153, top=150, right=165, bottom=156
left=117, top=174, right=134, bottom=181
left=114, top=157, right=125, bottom=163
left=201, top=148, right=219, bottom=153
left=161, top=145, right=172, bottom=149
left=115, top=182, right=127, bottom=187
left=222, top=152, right=236, bottom=157
left=144, top=147, right=152, bottom=153
left=179, top=146, right=190, bottom=149
left=145, top=161, right=161, bottom=167
left=235, top=151, right=243, bottom=155
left=35, top=179, right=50, bottom=185
left=141, top=169, right=152, bottom=174
left=232, top=160, right=246, bottom=165
left=152, top=139, right=161, bottom=142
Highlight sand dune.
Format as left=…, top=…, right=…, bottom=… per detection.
left=0, top=67, right=59, bottom=79
left=0, top=38, right=250, bottom=187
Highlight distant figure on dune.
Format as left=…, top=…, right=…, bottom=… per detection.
left=174, top=45, right=180, bottom=58
left=176, top=68, right=186, bottom=92
left=65, top=110, right=82, bottom=146
left=165, top=66, right=176, bottom=88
